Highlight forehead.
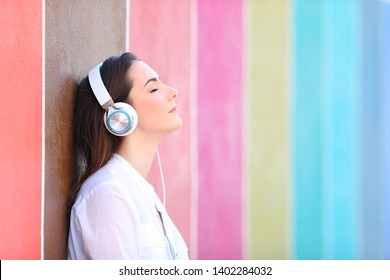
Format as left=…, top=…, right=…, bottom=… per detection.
left=129, top=60, right=158, bottom=86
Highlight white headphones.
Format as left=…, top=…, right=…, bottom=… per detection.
left=88, top=63, right=138, bottom=136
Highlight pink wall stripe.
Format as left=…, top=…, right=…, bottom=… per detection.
left=197, top=0, right=244, bottom=259
left=129, top=0, right=194, bottom=256
left=0, top=1, right=42, bottom=259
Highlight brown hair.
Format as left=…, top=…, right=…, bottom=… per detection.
left=68, top=52, right=139, bottom=209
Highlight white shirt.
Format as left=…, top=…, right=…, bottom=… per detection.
left=68, top=153, right=189, bottom=260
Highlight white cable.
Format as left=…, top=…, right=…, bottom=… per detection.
left=156, top=148, right=166, bottom=207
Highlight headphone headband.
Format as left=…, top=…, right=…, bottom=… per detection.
left=87, top=62, right=138, bottom=137
left=88, top=63, right=114, bottom=110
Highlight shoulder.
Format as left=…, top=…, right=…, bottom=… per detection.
left=72, top=154, right=153, bottom=214
left=73, top=156, right=136, bottom=209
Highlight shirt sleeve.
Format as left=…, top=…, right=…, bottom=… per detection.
left=73, top=182, right=141, bottom=260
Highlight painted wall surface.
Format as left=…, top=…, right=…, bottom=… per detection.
left=292, top=0, right=388, bottom=260
left=320, top=0, right=361, bottom=259
left=0, top=1, right=42, bottom=259
left=1, top=0, right=390, bottom=260
left=292, top=0, right=323, bottom=259
left=248, top=0, right=290, bottom=259
left=361, top=0, right=380, bottom=260
left=197, top=0, right=244, bottom=259
left=44, top=0, right=126, bottom=259
left=378, top=1, right=390, bottom=260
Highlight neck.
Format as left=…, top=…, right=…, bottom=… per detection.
left=117, top=131, right=163, bottom=178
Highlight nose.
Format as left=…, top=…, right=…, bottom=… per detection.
left=168, top=86, right=178, bottom=100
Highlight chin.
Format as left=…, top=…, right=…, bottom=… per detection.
left=154, top=116, right=183, bottom=136
left=170, top=117, right=183, bottom=132
left=168, top=116, right=183, bottom=132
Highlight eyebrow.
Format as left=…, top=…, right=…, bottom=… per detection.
left=144, top=77, right=160, bottom=88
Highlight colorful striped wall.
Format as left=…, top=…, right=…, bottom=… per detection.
left=293, top=0, right=362, bottom=259
left=0, top=0, right=389, bottom=260
left=291, top=0, right=389, bottom=260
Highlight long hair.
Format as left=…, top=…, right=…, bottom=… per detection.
left=68, top=52, right=139, bottom=209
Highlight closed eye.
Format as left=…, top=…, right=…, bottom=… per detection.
left=151, top=88, right=158, bottom=93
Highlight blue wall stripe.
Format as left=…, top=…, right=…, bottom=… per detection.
left=379, top=1, right=390, bottom=260
left=292, top=0, right=390, bottom=260
left=292, top=0, right=368, bottom=259
left=320, top=0, right=361, bottom=259
left=292, top=0, right=323, bottom=259
left=361, top=0, right=380, bottom=260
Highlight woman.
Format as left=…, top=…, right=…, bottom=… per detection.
left=67, top=52, right=188, bottom=260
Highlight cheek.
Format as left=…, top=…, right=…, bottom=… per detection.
left=134, top=99, right=165, bottom=126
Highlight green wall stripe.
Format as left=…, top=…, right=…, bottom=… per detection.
left=248, top=0, right=290, bottom=259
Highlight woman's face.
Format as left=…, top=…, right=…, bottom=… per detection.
left=127, top=60, right=183, bottom=136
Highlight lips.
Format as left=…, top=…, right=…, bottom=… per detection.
left=169, top=106, right=178, bottom=113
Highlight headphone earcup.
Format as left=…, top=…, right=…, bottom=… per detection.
left=103, top=102, right=138, bottom=136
